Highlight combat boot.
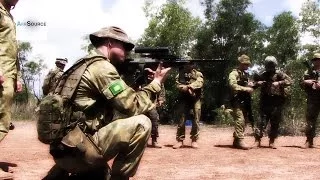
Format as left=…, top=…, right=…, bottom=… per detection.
left=233, top=138, right=249, bottom=150
left=9, top=123, right=14, bottom=130
left=110, top=175, right=129, bottom=180
left=172, top=141, right=183, bottom=149
left=269, top=138, right=277, bottom=149
left=303, top=138, right=315, bottom=149
left=0, top=169, right=13, bottom=180
left=42, top=164, right=69, bottom=180
left=151, top=140, right=162, bottom=148
left=251, top=139, right=261, bottom=149
left=191, top=140, right=199, bottom=149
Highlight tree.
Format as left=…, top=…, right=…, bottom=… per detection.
left=138, top=0, right=202, bottom=123
left=300, top=0, right=320, bottom=43
left=265, top=11, right=299, bottom=66
left=16, top=42, right=47, bottom=103
left=299, top=0, right=320, bottom=56
left=139, top=0, right=201, bottom=56
left=17, top=41, right=32, bottom=101
left=194, top=0, right=265, bottom=64
left=81, top=35, right=94, bottom=53
left=23, top=57, right=47, bottom=102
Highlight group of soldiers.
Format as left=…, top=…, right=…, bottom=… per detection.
left=1, top=0, right=320, bottom=179
left=42, top=55, right=204, bottom=150
left=228, top=53, right=320, bottom=150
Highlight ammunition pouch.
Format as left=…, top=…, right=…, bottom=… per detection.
left=52, top=125, right=105, bottom=173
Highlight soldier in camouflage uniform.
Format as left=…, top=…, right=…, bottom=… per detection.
left=43, top=26, right=171, bottom=180
left=228, top=55, right=255, bottom=150
left=42, top=58, right=68, bottom=96
left=253, top=56, right=292, bottom=149
left=301, top=53, right=320, bottom=148
left=172, top=62, right=204, bottom=149
left=146, top=83, right=166, bottom=148
left=0, top=0, right=22, bottom=179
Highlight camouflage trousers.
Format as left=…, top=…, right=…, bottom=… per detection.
left=305, top=100, right=320, bottom=139
left=0, top=77, right=14, bottom=142
left=53, top=115, right=151, bottom=178
left=146, top=108, right=160, bottom=141
left=175, top=98, right=201, bottom=142
left=257, top=96, right=285, bottom=140
left=231, top=106, right=249, bottom=139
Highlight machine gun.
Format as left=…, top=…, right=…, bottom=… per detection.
left=116, top=47, right=224, bottom=89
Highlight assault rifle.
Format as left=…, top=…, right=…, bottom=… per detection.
left=303, top=60, right=320, bottom=89
left=116, top=47, right=224, bottom=89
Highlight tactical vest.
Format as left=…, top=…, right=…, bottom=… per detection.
left=260, top=71, right=289, bottom=98
left=37, top=56, right=105, bottom=144
left=230, top=69, right=250, bottom=106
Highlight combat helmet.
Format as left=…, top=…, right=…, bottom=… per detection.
left=55, top=58, right=68, bottom=65
left=264, top=56, right=278, bottom=66
left=311, top=53, right=320, bottom=61
left=89, top=26, right=135, bottom=51
left=238, top=54, right=251, bottom=64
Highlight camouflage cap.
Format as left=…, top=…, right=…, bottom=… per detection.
left=264, top=56, right=278, bottom=66
left=311, top=53, right=320, bottom=61
left=89, top=26, right=135, bottom=51
left=55, top=58, right=68, bottom=65
left=238, top=54, right=251, bottom=64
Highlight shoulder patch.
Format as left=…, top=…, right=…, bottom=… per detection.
left=108, top=80, right=125, bottom=96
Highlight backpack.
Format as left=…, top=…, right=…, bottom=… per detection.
left=37, top=57, right=104, bottom=144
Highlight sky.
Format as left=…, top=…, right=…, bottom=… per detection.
left=10, top=0, right=308, bottom=94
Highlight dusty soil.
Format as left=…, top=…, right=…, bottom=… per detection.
left=1, top=121, right=320, bottom=180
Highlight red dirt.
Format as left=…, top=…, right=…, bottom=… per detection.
left=1, top=121, right=320, bottom=180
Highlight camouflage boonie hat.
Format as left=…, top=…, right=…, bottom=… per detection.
left=264, top=56, right=278, bottom=66
left=55, top=58, right=68, bottom=65
left=89, top=26, right=135, bottom=51
left=238, top=54, right=251, bottom=64
left=311, top=53, right=320, bottom=61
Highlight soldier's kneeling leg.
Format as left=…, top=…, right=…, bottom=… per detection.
left=96, top=115, right=152, bottom=178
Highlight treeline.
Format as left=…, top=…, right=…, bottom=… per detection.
left=136, top=0, right=320, bottom=134
left=14, top=0, right=320, bottom=135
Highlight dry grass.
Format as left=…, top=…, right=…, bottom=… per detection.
left=11, top=100, right=38, bottom=121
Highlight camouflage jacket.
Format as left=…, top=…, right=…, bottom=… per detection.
left=175, top=68, right=204, bottom=99
left=42, top=67, right=64, bottom=96
left=72, top=49, right=161, bottom=132
left=301, top=69, right=320, bottom=100
left=0, top=2, right=20, bottom=80
left=228, top=69, right=249, bottom=94
left=254, top=70, right=292, bottom=98
left=140, top=82, right=166, bottom=106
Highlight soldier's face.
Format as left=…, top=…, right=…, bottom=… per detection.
left=109, top=40, right=126, bottom=62
left=312, top=59, right=320, bottom=67
left=240, top=63, right=250, bottom=70
left=184, top=64, right=194, bottom=71
left=265, top=63, right=276, bottom=72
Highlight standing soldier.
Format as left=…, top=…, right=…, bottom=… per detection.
left=0, top=0, right=22, bottom=178
left=146, top=83, right=166, bottom=148
left=253, top=56, right=292, bottom=149
left=172, top=62, right=204, bottom=149
left=301, top=53, right=320, bottom=148
left=42, top=58, right=68, bottom=96
left=228, top=54, right=254, bottom=150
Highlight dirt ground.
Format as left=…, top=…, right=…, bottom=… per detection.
left=1, top=121, right=320, bottom=180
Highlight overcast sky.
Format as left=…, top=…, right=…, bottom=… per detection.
left=12, top=0, right=306, bottom=81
